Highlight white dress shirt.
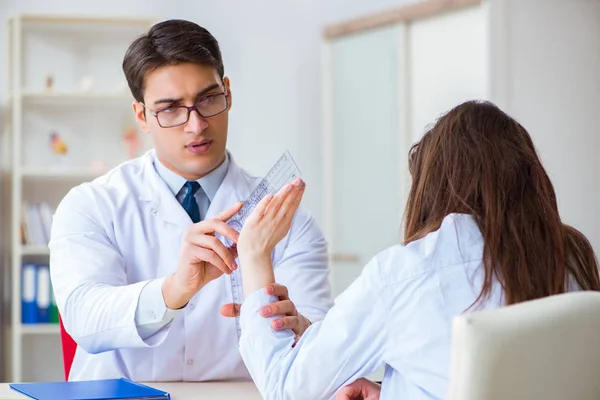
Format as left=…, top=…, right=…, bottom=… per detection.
left=239, top=213, right=578, bottom=399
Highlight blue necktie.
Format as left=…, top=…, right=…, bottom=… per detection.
left=182, top=181, right=201, bottom=223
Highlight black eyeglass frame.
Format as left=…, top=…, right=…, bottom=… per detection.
left=142, top=91, right=229, bottom=128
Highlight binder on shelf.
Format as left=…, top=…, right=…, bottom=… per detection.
left=9, top=378, right=171, bottom=400
left=21, top=263, right=59, bottom=325
left=49, top=280, right=59, bottom=323
left=36, top=264, right=51, bottom=323
left=21, top=263, right=37, bottom=324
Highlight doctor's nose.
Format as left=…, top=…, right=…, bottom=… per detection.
left=185, top=109, right=209, bottom=134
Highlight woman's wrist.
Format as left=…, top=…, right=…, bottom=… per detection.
left=238, top=244, right=271, bottom=266
left=239, top=251, right=276, bottom=298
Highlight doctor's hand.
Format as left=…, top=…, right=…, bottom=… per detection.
left=336, top=378, right=381, bottom=400
left=162, top=202, right=243, bottom=310
left=220, top=283, right=312, bottom=338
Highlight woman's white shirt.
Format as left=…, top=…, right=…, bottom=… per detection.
left=239, top=213, right=507, bottom=400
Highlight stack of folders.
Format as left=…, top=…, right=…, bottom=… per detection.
left=9, top=378, right=171, bottom=400
left=21, top=263, right=58, bottom=324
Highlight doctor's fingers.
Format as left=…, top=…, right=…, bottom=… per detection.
left=219, top=303, right=241, bottom=317
left=265, top=283, right=290, bottom=300
left=260, top=300, right=297, bottom=318
left=188, top=235, right=237, bottom=272
left=215, top=201, right=243, bottom=222
left=187, top=245, right=232, bottom=276
left=190, top=219, right=239, bottom=244
left=271, top=315, right=299, bottom=332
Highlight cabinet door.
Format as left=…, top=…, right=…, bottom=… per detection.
left=408, top=4, right=489, bottom=144
left=325, top=25, right=407, bottom=297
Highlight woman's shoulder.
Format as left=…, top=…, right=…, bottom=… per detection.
left=375, top=214, right=484, bottom=285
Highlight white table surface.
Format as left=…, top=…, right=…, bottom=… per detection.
left=0, top=381, right=262, bottom=399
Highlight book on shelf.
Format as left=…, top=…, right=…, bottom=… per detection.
left=21, top=201, right=54, bottom=247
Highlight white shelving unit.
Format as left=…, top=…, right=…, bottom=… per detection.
left=3, top=14, right=154, bottom=382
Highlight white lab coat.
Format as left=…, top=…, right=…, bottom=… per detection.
left=49, top=150, right=333, bottom=381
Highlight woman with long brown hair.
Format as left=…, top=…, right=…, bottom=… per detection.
left=234, top=100, right=600, bottom=400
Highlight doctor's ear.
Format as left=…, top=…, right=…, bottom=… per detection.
left=133, top=101, right=149, bottom=133
left=223, top=77, right=232, bottom=110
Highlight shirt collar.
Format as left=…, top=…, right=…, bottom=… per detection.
left=153, top=152, right=230, bottom=202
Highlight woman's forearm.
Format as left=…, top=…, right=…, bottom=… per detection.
left=240, top=252, right=276, bottom=298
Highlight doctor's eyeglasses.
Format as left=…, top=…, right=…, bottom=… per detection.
left=142, top=91, right=229, bottom=128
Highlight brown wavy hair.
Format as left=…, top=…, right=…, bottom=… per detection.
left=404, top=100, right=599, bottom=307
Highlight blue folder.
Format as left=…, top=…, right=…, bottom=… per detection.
left=21, top=263, right=38, bottom=324
left=9, top=378, right=170, bottom=400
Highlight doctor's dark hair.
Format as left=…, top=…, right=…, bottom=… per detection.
left=122, top=19, right=225, bottom=102
left=403, top=100, right=600, bottom=308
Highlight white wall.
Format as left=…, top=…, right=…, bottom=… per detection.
left=490, top=0, right=600, bottom=253
left=0, top=0, right=417, bottom=227
left=409, top=5, right=489, bottom=144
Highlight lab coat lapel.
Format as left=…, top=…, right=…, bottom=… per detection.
left=205, top=152, right=255, bottom=221
left=138, top=150, right=194, bottom=229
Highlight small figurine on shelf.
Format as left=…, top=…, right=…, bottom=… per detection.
left=45, top=74, right=54, bottom=91
left=123, top=125, right=141, bottom=159
left=50, top=131, right=68, bottom=155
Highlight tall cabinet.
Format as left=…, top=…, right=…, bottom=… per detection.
left=322, top=0, right=600, bottom=296
left=3, top=15, right=154, bottom=382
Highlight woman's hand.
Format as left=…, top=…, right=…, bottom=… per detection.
left=238, top=177, right=305, bottom=259
left=237, top=178, right=305, bottom=296
left=336, top=379, right=381, bottom=400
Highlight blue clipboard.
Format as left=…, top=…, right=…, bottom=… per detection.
left=9, top=378, right=171, bottom=400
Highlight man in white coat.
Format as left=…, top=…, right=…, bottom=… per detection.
left=49, top=19, right=333, bottom=382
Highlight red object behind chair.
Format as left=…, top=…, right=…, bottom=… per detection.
left=59, top=315, right=77, bottom=381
